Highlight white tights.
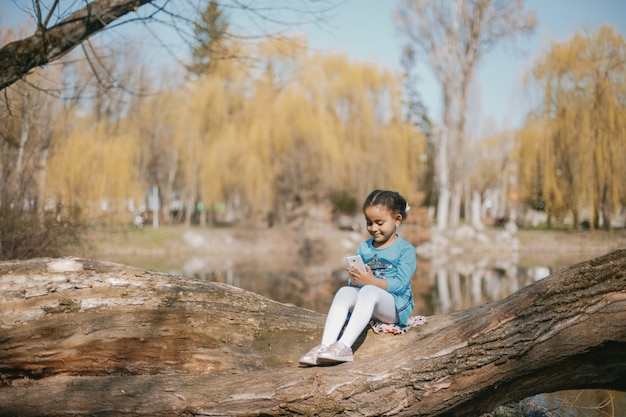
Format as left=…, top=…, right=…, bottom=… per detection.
left=321, top=285, right=398, bottom=348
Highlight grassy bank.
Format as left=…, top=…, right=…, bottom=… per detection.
left=85, top=224, right=626, bottom=262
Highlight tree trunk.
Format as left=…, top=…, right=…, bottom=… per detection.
left=470, top=191, right=483, bottom=230
left=1, top=250, right=625, bottom=416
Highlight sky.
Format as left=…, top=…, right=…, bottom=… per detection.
left=2, top=0, right=626, bottom=133
left=300, top=0, right=626, bottom=132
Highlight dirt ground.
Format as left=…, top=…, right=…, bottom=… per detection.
left=514, top=227, right=626, bottom=266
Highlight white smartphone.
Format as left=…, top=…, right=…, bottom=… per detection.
left=346, top=255, right=366, bottom=272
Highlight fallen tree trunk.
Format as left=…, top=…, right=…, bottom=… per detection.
left=1, top=250, right=625, bottom=416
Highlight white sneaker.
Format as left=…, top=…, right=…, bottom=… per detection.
left=298, top=344, right=327, bottom=366
left=317, top=341, right=354, bottom=363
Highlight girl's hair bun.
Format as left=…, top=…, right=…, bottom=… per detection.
left=363, top=190, right=409, bottom=219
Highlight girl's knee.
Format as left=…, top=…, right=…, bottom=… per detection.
left=359, top=284, right=383, bottom=296
left=335, top=286, right=358, bottom=299
left=337, top=286, right=355, bottom=295
left=356, top=284, right=382, bottom=302
left=331, top=286, right=359, bottom=306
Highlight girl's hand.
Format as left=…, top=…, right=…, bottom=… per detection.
left=349, top=264, right=372, bottom=286
left=348, top=265, right=388, bottom=290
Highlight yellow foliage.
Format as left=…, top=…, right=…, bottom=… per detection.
left=182, top=42, right=425, bottom=219
left=520, top=25, right=626, bottom=227
left=47, top=121, right=141, bottom=224
left=43, top=35, right=426, bottom=225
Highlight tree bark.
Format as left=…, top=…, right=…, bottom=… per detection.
left=1, top=250, right=625, bottom=416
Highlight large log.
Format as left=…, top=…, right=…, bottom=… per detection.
left=1, top=250, right=625, bottom=416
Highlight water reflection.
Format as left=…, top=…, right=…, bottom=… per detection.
left=181, top=254, right=574, bottom=318
left=180, top=256, right=559, bottom=319
left=535, top=389, right=626, bottom=417
left=189, top=264, right=354, bottom=312
left=430, top=263, right=550, bottom=315
left=190, top=265, right=347, bottom=314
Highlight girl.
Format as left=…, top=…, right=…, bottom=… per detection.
left=299, top=190, right=416, bottom=365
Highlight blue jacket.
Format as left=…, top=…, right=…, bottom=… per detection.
left=350, top=235, right=416, bottom=325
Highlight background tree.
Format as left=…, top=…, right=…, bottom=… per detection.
left=518, top=25, right=626, bottom=229
left=394, top=0, right=536, bottom=231
left=188, top=0, right=231, bottom=78
left=468, top=130, right=516, bottom=227
left=0, top=0, right=340, bottom=257
left=0, top=45, right=77, bottom=258
left=36, top=42, right=145, bottom=227
left=400, top=44, right=435, bottom=208
left=189, top=39, right=425, bottom=226
left=12, top=27, right=424, bottom=232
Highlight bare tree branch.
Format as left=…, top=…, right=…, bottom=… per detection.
left=0, top=0, right=154, bottom=90
left=0, top=0, right=341, bottom=92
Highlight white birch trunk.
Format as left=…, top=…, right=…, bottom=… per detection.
left=471, top=190, right=483, bottom=229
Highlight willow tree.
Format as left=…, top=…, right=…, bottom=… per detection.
left=184, top=37, right=425, bottom=226
left=47, top=123, right=141, bottom=225
left=271, top=49, right=424, bottom=221
left=38, top=33, right=425, bottom=230
left=301, top=52, right=424, bottom=200
left=178, top=55, right=245, bottom=227
left=1, top=0, right=340, bottom=236
left=43, top=42, right=149, bottom=227
left=394, top=0, right=536, bottom=230
left=516, top=118, right=547, bottom=222
left=520, top=25, right=626, bottom=229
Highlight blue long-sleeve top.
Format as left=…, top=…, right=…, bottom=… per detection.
left=349, top=235, right=416, bottom=325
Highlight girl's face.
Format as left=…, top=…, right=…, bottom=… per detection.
left=364, top=204, right=402, bottom=248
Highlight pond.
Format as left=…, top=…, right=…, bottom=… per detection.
left=106, top=245, right=625, bottom=417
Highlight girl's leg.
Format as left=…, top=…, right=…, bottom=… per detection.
left=320, top=286, right=359, bottom=346
left=338, top=285, right=397, bottom=348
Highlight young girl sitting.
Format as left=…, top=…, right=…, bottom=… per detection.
left=299, top=189, right=416, bottom=365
